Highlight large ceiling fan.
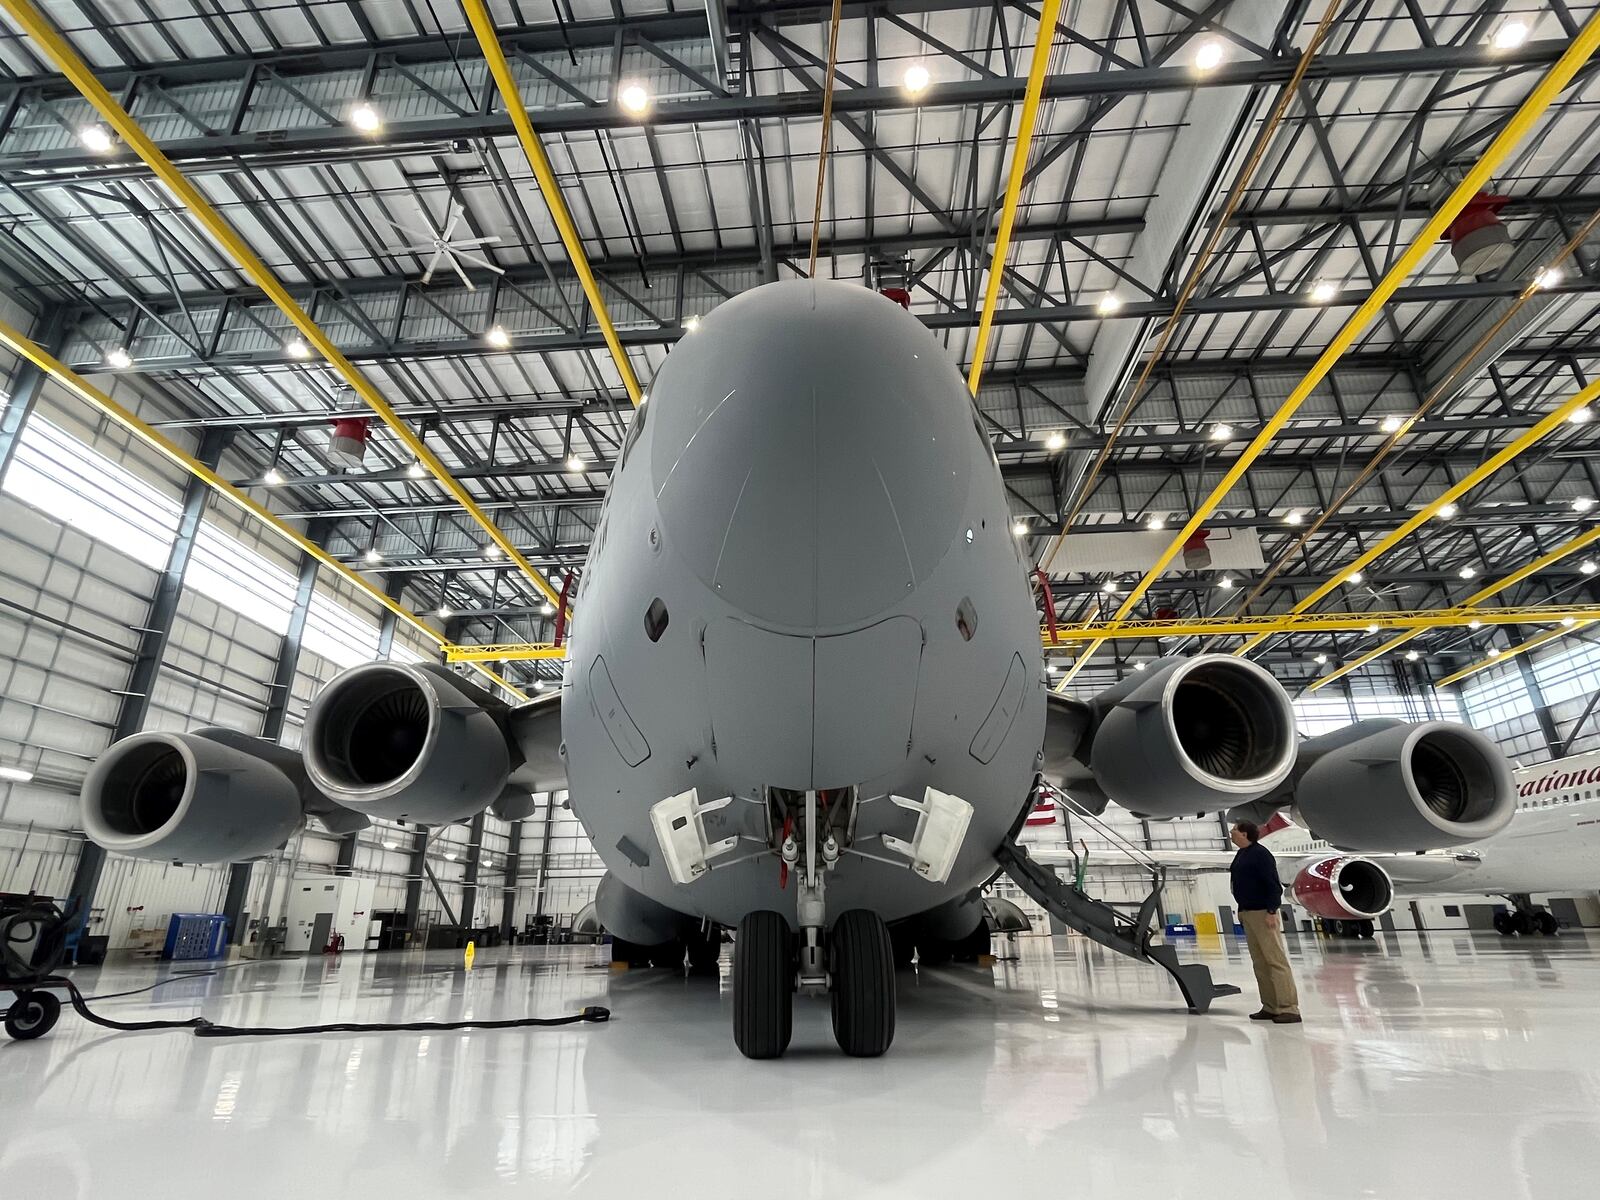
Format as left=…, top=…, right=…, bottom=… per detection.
left=386, top=199, right=504, bottom=290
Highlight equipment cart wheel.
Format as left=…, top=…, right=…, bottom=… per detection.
left=830, top=910, right=895, bottom=1057
left=5, top=990, right=61, bottom=1040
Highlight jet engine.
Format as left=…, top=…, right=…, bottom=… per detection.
left=303, top=662, right=513, bottom=825
left=1077, top=655, right=1297, bottom=817
left=1282, top=719, right=1513, bottom=851
left=81, top=727, right=312, bottom=862
left=1290, top=855, right=1394, bottom=921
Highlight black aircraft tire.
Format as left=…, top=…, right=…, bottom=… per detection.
left=1357, top=920, right=1376, bottom=939
left=733, top=911, right=793, bottom=1059
left=1512, top=911, right=1534, bottom=936
left=4, top=990, right=60, bottom=1040
left=1493, top=912, right=1515, bottom=936
left=830, top=910, right=896, bottom=1058
left=1535, top=910, right=1559, bottom=937
left=1324, top=919, right=1344, bottom=938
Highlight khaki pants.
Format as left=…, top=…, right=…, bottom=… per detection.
left=1240, top=910, right=1299, bottom=1015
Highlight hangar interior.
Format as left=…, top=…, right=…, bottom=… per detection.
left=1, top=0, right=1599, bottom=1193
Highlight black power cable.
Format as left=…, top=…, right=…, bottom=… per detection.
left=5, top=899, right=611, bottom=1040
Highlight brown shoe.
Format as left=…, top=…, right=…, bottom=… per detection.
left=1249, top=1009, right=1276, bottom=1020
left=1273, top=1013, right=1303, bottom=1024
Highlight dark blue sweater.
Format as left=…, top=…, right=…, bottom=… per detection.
left=1230, top=842, right=1283, bottom=912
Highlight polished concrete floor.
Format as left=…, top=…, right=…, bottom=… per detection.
left=4, top=929, right=1598, bottom=1198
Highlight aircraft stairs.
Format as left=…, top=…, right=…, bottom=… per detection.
left=994, top=794, right=1240, bottom=1013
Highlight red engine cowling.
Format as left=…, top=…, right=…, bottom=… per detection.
left=1291, top=855, right=1394, bottom=920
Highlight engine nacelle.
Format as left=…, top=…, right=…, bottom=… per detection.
left=1084, top=655, right=1297, bottom=817
left=1291, top=855, right=1394, bottom=920
left=81, top=729, right=304, bottom=862
left=304, top=662, right=513, bottom=825
left=1289, top=719, right=1513, bottom=851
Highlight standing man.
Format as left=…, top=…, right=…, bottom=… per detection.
left=1229, top=819, right=1301, bottom=1024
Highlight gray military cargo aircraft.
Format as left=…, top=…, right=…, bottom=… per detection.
left=80, top=280, right=1516, bottom=1058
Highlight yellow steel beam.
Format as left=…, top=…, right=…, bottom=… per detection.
left=446, top=643, right=570, bottom=663
left=462, top=0, right=643, bottom=407
left=1435, top=622, right=1595, bottom=688
left=455, top=604, right=1600, bottom=662
left=1039, top=605, right=1600, bottom=644
left=965, top=0, right=1063, bottom=395
left=0, top=0, right=563, bottom=613
left=1053, top=12, right=1600, bottom=688
left=0, top=318, right=527, bottom=702
left=1308, top=524, right=1600, bottom=690
left=1233, top=376, right=1600, bottom=658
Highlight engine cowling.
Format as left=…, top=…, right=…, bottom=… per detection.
left=303, top=662, right=512, bottom=825
left=1291, top=855, right=1394, bottom=920
left=1084, top=655, right=1297, bottom=817
left=1289, top=719, right=1513, bottom=851
left=81, top=729, right=304, bottom=862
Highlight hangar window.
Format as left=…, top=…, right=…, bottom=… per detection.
left=645, top=597, right=669, bottom=642
left=956, top=597, right=978, bottom=641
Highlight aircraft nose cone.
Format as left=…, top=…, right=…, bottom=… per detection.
left=648, top=280, right=976, bottom=630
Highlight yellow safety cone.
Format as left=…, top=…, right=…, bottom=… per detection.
left=464, top=940, right=476, bottom=971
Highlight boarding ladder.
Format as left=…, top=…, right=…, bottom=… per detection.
left=994, top=792, right=1240, bottom=1013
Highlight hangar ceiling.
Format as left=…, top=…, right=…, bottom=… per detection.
left=0, top=0, right=1596, bottom=694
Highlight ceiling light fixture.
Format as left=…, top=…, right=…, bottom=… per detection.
left=1285, top=510, right=1303, bottom=526
left=1312, top=654, right=1328, bottom=665
left=1437, top=502, right=1459, bottom=519
left=1489, top=647, right=1501, bottom=658
left=263, top=468, right=285, bottom=486
left=1492, top=20, right=1530, bottom=50
left=1347, top=571, right=1364, bottom=585
left=618, top=82, right=652, bottom=115
left=1366, top=623, right=1380, bottom=634
left=1146, top=515, right=1165, bottom=531
left=407, top=461, right=427, bottom=480
left=1210, top=423, right=1233, bottom=441
left=105, top=347, right=133, bottom=369
left=903, top=63, right=931, bottom=95
left=1583, top=560, right=1599, bottom=576
left=484, top=544, right=503, bottom=559
left=1095, top=293, right=1122, bottom=316
left=285, top=338, right=311, bottom=359
left=437, top=604, right=452, bottom=619
left=364, top=548, right=382, bottom=564
left=1309, top=280, right=1338, bottom=304
left=683, top=314, right=701, bottom=333
left=1468, top=618, right=1483, bottom=629
left=1217, top=576, right=1234, bottom=590
left=1459, top=566, right=1477, bottom=579
left=79, top=124, right=114, bottom=153
left=1132, top=661, right=1146, bottom=671
left=1567, top=406, right=1591, bottom=425
left=1535, top=266, right=1563, bottom=290
left=566, top=455, right=585, bottom=473
left=1380, top=415, right=1403, bottom=434
left=1562, top=616, right=1578, bottom=628
left=350, top=102, right=382, bottom=133
left=1405, top=649, right=1420, bottom=662
left=533, top=679, right=546, bottom=691
left=1044, top=431, right=1067, bottom=452
left=1193, top=38, right=1224, bottom=71
left=0, top=766, right=33, bottom=783
left=1012, top=521, right=1029, bottom=537
left=485, top=325, right=511, bottom=349
left=1101, top=580, right=1117, bottom=594
left=540, top=603, right=555, bottom=617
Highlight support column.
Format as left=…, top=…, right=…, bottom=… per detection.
left=375, top=571, right=410, bottom=659
left=225, top=526, right=325, bottom=943
left=0, top=305, right=64, bottom=483
left=532, top=794, right=557, bottom=920
left=459, top=811, right=485, bottom=931
left=403, top=827, right=429, bottom=944
left=1511, top=627, right=1563, bottom=758
left=500, top=820, right=523, bottom=941
left=67, top=427, right=232, bottom=935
